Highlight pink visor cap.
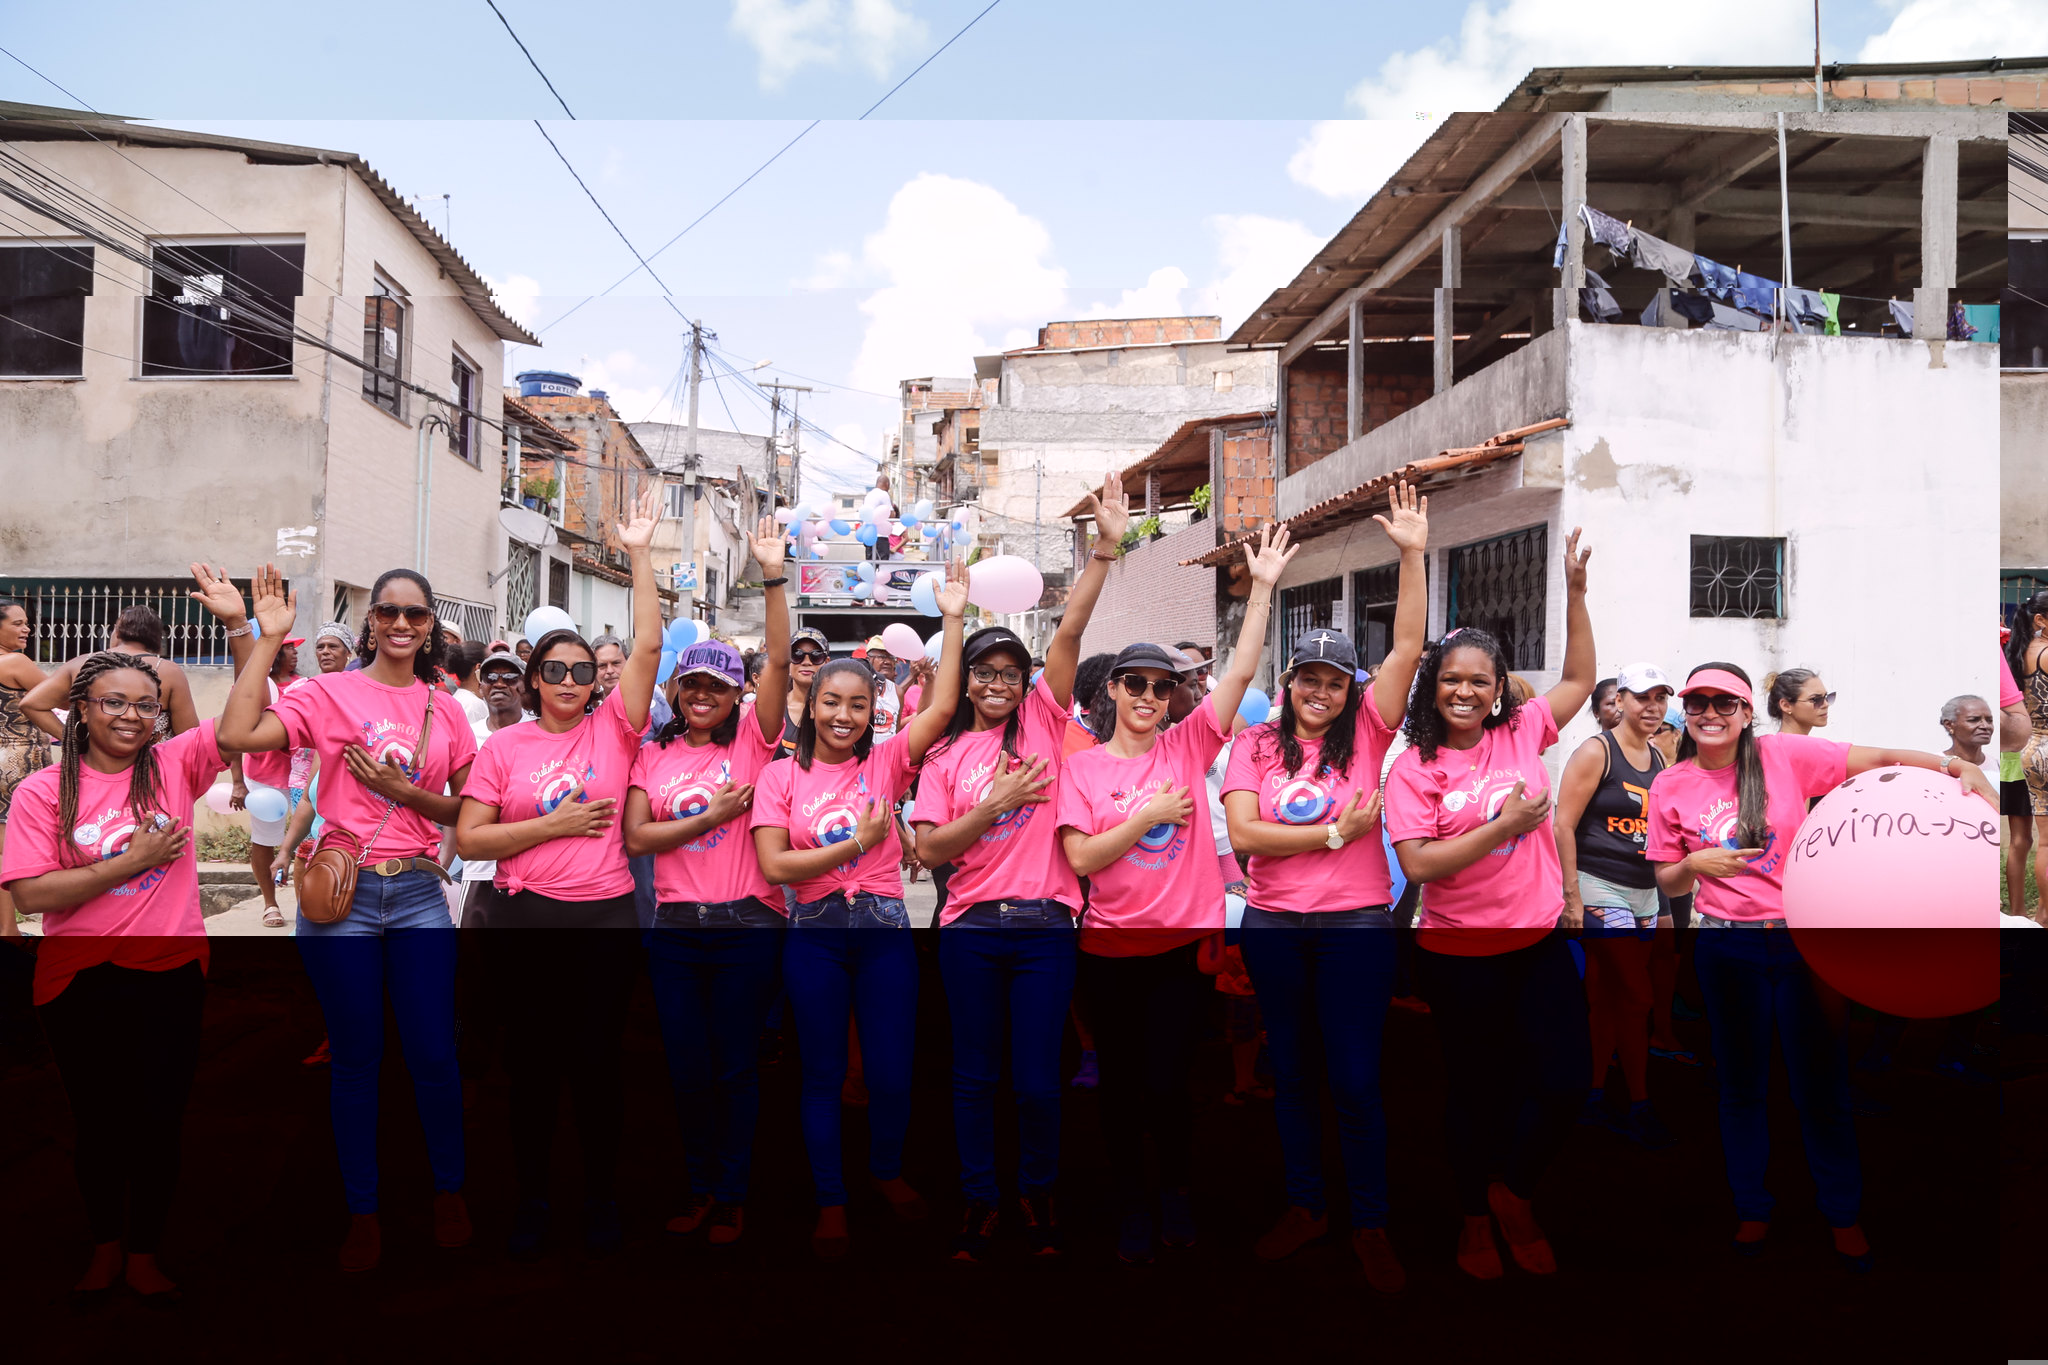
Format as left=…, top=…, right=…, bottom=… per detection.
left=1677, top=668, right=1753, bottom=705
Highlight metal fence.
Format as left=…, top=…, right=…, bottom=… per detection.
left=433, top=596, right=497, bottom=645
left=0, top=577, right=249, bottom=665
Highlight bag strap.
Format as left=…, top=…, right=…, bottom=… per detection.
left=360, top=684, right=436, bottom=865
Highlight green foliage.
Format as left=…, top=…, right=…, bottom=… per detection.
left=522, top=474, right=559, bottom=501
left=1190, top=483, right=1213, bottom=515
left=1120, top=514, right=1163, bottom=550
left=199, top=826, right=252, bottom=863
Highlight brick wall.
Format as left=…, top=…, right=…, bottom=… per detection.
left=1285, top=358, right=1430, bottom=475
left=1217, top=427, right=1274, bottom=540
left=1037, top=316, right=1222, bottom=349
left=1688, top=77, right=2041, bottom=107
left=1080, top=518, right=1217, bottom=657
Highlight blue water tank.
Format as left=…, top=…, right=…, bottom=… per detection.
left=588, top=390, right=608, bottom=401
left=516, top=370, right=582, bottom=398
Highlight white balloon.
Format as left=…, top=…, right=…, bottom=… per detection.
left=524, top=606, right=576, bottom=646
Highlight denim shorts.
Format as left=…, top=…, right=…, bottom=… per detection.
left=296, top=866, right=453, bottom=937
left=1580, top=903, right=1657, bottom=941
left=1577, top=872, right=1658, bottom=920
left=1240, top=905, right=1397, bottom=929
left=654, top=896, right=785, bottom=930
left=949, top=898, right=1077, bottom=930
left=790, top=891, right=910, bottom=929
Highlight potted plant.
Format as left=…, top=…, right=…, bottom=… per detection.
left=1190, top=483, right=1212, bottom=521
left=521, top=473, right=558, bottom=511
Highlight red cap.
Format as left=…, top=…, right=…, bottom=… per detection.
left=281, top=636, right=306, bottom=647
left=1677, top=668, right=1753, bottom=705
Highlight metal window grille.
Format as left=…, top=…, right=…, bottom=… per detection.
left=362, top=280, right=406, bottom=417
left=450, top=354, right=478, bottom=464
left=548, top=559, right=570, bottom=610
left=507, top=543, right=538, bottom=632
left=330, top=583, right=351, bottom=626
left=1448, top=526, right=1547, bottom=670
left=433, top=596, right=496, bottom=644
left=2004, top=571, right=2048, bottom=625
left=1689, top=536, right=1784, bottom=620
left=1352, top=560, right=1427, bottom=669
left=1278, top=577, right=1342, bottom=647
left=0, top=578, right=250, bottom=665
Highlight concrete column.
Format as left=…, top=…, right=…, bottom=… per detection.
left=1665, top=203, right=1696, bottom=252
left=1145, top=470, right=1158, bottom=515
left=1914, top=132, right=1958, bottom=341
left=1346, top=296, right=1364, bottom=444
left=1553, top=114, right=1587, bottom=330
left=1435, top=225, right=1462, bottom=395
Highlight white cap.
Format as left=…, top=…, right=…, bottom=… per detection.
left=1615, top=662, right=1673, bottom=695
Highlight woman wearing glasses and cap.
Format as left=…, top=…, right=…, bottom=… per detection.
left=910, top=472, right=1131, bottom=1263
left=1054, top=525, right=1295, bottom=1265
left=1645, top=661, right=1993, bottom=1274
left=1218, top=482, right=1428, bottom=1291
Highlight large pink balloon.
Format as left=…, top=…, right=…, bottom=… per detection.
left=1782, top=765, right=1998, bottom=1017
left=880, top=622, right=926, bottom=660
left=204, top=782, right=236, bottom=816
left=966, top=555, right=1043, bottom=614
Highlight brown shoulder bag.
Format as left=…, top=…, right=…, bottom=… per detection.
left=297, top=687, right=437, bottom=924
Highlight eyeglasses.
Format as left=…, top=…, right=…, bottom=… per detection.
left=368, top=603, right=437, bottom=628
left=971, top=665, right=1024, bottom=687
left=1116, top=674, right=1180, bottom=700
left=536, top=660, right=598, bottom=685
left=791, top=648, right=829, bottom=664
left=1682, top=695, right=1746, bottom=717
left=90, top=696, right=163, bottom=720
left=479, top=668, right=523, bottom=685
left=1800, top=692, right=1838, bottom=707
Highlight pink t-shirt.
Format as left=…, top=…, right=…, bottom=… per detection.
left=464, top=688, right=642, bottom=899
left=2, top=722, right=225, bottom=1005
left=752, top=732, right=918, bottom=904
left=1644, top=732, right=1850, bottom=923
left=915, top=677, right=1082, bottom=924
left=1055, top=698, right=1229, bottom=956
left=903, top=684, right=923, bottom=719
left=270, top=670, right=478, bottom=861
left=1385, top=700, right=1562, bottom=951
left=2003, top=648, right=2024, bottom=711
left=243, top=677, right=292, bottom=789
left=629, top=704, right=780, bottom=909
left=1220, top=702, right=1399, bottom=915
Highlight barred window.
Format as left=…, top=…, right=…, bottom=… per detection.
left=1690, top=536, right=1784, bottom=620
left=362, top=275, right=408, bottom=417
left=2005, top=571, right=2048, bottom=627
left=0, top=578, right=251, bottom=665
left=548, top=558, right=570, bottom=611
left=432, top=597, right=496, bottom=645
left=1352, top=559, right=1427, bottom=670
left=1447, top=526, right=1547, bottom=670
left=1278, top=577, right=1341, bottom=648
left=0, top=244, right=93, bottom=377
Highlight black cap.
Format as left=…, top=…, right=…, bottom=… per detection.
left=963, top=626, right=1027, bottom=667
left=1110, top=642, right=1185, bottom=676
left=1286, top=628, right=1358, bottom=674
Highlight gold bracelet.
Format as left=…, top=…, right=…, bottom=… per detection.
left=851, top=832, right=868, bottom=856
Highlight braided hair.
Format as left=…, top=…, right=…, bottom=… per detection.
left=354, top=568, right=445, bottom=686
left=56, top=652, right=167, bottom=869
left=1400, top=628, right=1522, bottom=763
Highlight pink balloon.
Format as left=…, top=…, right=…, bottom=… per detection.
left=966, top=555, right=1043, bottom=614
left=880, top=623, right=925, bottom=661
left=204, top=782, right=235, bottom=816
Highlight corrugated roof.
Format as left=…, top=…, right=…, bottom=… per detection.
left=1062, top=411, right=1270, bottom=519
left=1497, top=58, right=2048, bottom=110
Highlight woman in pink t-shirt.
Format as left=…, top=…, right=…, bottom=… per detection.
left=1218, top=481, right=1428, bottom=1290
left=1645, top=661, right=1994, bottom=1273
left=1384, top=528, right=1596, bottom=1282
left=751, top=560, right=967, bottom=1259
left=909, top=471, right=1132, bottom=1263
left=1, top=648, right=242, bottom=1307
left=1054, top=524, right=1294, bottom=1265
left=622, top=517, right=792, bottom=1247
left=452, top=483, right=664, bottom=1261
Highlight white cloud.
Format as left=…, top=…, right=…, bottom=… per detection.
left=482, top=272, right=542, bottom=326
left=1196, top=215, right=1327, bottom=334
left=846, top=172, right=1068, bottom=394
left=1079, top=266, right=1189, bottom=319
left=580, top=349, right=676, bottom=425
left=728, top=0, right=928, bottom=90
left=801, top=421, right=881, bottom=498
left=1288, top=121, right=1437, bottom=202
left=794, top=249, right=859, bottom=291
left=1858, top=0, right=2048, bottom=59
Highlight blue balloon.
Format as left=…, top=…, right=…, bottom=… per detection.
left=900, top=513, right=920, bottom=527
left=828, top=519, right=851, bottom=535
left=657, top=648, right=678, bottom=684
left=856, top=561, right=875, bottom=582
left=851, top=582, right=873, bottom=598
left=950, top=520, right=963, bottom=532
left=246, top=786, right=289, bottom=823
left=663, top=618, right=694, bottom=652
left=922, top=525, right=940, bottom=538
left=1237, top=688, right=1272, bottom=726
left=856, top=526, right=878, bottom=546
left=909, top=573, right=941, bottom=617
left=912, top=499, right=935, bottom=521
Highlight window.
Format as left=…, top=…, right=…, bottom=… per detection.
left=705, top=566, right=720, bottom=606
left=665, top=480, right=691, bottom=521
left=0, top=576, right=250, bottom=665
left=362, top=275, right=408, bottom=417
left=449, top=351, right=479, bottom=463
left=1351, top=559, right=1427, bottom=669
left=2003, top=571, right=2048, bottom=627
left=547, top=558, right=570, bottom=610
left=0, top=244, right=93, bottom=377
left=141, top=240, right=302, bottom=377
left=506, top=543, right=538, bottom=629
left=331, top=583, right=352, bottom=626
left=433, top=596, right=494, bottom=644
left=1448, top=526, right=1547, bottom=670
left=1278, top=576, right=1341, bottom=647
left=1690, top=536, right=1784, bottom=620
left=2007, top=238, right=2048, bottom=370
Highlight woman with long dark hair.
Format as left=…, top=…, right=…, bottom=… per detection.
left=910, top=472, right=1130, bottom=1262
left=1646, top=661, right=1995, bottom=1272
left=1218, top=482, right=1428, bottom=1290
left=0, top=596, right=49, bottom=943
left=1054, top=526, right=1294, bottom=1264
left=1, top=646, right=238, bottom=1307
left=455, top=483, right=664, bottom=1259
left=209, top=562, right=478, bottom=1274
left=2009, top=591, right=2048, bottom=916
left=1384, top=530, right=1596, bottom=1281
left=752, top=561, right=967, bottom=1259
left=622, top=518, right=791, bottom=1249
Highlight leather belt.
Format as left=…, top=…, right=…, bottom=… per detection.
left=363, top=857, right=450, bottom=882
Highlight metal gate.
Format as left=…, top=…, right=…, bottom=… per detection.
left=0, top=577, right=247, bottom=665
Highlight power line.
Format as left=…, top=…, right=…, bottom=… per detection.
left=484, top=0, right=577, bottom=119
left=528, top=120, right=684, bottom=322
left=853, top=0, right=1003, bottom=119
left=0, top=41, right=92, bottom=109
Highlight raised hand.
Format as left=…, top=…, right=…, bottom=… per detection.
left=934, top=557, right=970, bottom=618
left=1372, top=480, right=1429, bottom=556
left=703, top=781, right=755, bottom=826
left=1086, top=468, right=1131, bottom=548
left=1495, top=780, right=1552, bottom=837
left=616, top=482, right=664, bottom=550
left=1243, top=524, right=1298, bottom=589
left=981, top=754, right=1053, bottom=816
left=1562, top=526, right=1591, bottom=595
left=1332, top=788, right=1382, bottom=842
left=750, top=515, right=786, bottom=580
left=124, top=818, right=190, bottom=871
left=188, top=563, right=249, bottom=625
left=249, top=564, right=298, bottom=641
left=1138, top=784, right=1195, bottom=828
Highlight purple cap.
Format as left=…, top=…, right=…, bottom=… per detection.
left=675, top=641, right=744, bottom=687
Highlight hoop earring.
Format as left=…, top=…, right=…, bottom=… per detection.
left=1492, top=695, right=1504, bottom=717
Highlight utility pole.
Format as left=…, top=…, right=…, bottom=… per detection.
left=680, top=320, right=703, bottom=620
left=1033, top=456, right=1043, bottom=571
left=762, top=382, right=812, bottom=504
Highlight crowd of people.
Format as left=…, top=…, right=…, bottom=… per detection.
left=0, top=471, right=2002, bottom=1308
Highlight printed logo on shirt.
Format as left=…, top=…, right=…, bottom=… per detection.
left=658, top=760, right=733, bottom=852
left=533, top=760, right=598, bottom=815
left=803, top=772, right=870, bottom=850
left=71, top=805, right=172, bottom=896
left=1694, top=798, right=1781, bottom=875
left=358, top=717, right=424, bottom=778
left=1269, top=766, right=1335, bottom=825
left=1606, top=783, right=1650, bottom=843
left=1111, top=781, right=1186, bottom=870
left=963, top=755, right=1032, bottom=843
left=1442, top=768, right=1538, bottom=856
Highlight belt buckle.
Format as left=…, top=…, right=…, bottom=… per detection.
left=372, top=858, right=404, bottom=877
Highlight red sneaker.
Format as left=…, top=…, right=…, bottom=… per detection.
left=1253, top=1206, right=1327, bottom=1261
left=1352, top=1226, right=1407, bottom=1293
left=1486, top=1182, right=1556, bottom=1275
left=1456, top=1215, right=1502, bottom=1280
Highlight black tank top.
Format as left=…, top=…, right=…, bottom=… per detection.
left=1573, top=729, right=1664, bottom=889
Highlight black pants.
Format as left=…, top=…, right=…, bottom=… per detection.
left=489, top=893, right=639, bottom=1205
left=1076, top=941, right=1208, bottom=1209
left=1415, top=931, right=1589, bottom=1216
left=39, top=961, right=205, bottom=1253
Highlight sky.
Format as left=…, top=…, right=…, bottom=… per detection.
left=4, top=0, right=2038, bottom=496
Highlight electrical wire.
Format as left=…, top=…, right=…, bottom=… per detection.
left=528, top=120, right=685, bottom=322
left=484, top=0, right=577, bottom=119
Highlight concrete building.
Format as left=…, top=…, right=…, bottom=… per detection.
left=0, top=104, right=536, bottom=702
left=1172, top=81, right=2019, bottom=766
left=631, top=420, right=775, bottom=645
left=2006, top=110, right=2048, bottom=614
left=888, top=375, right=987, bottom=509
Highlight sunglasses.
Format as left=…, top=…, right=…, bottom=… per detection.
left=791, top=648, right=829, bottom=664
left=1115, top=674, right=1180, bottom=700
left=970, top=665, right=1024, bottom=687
left=1799, top=692, right=1838, bottom=707
left=90, top=696, right=163, bottom=720
left=368, top=603, right=437, bottom=628
left=479, top=667, right=523, bottom=684
left=536, top=660, right=598, bottom=686
left=1682, top=695, right=1747, bottom=717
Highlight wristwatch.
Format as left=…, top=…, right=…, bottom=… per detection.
left=1324, top=825, right=1346, bottom=851
left=1937, top=754, right=1955, bottom=776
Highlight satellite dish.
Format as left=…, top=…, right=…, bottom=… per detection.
left=498, top=504, right=556, bottom=547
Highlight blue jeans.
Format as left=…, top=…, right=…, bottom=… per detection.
left=783, top=891, right=916, bottom=1206
left=645, top=899, right=785, bottom=1203
left=294, top=869, right=462, bottom=1213
left=938, top=899, right=1078, bottom=1202
left=1239, top=906, right=1398, bottom=1228
left=1692, top=926, right=1862, bottom=1226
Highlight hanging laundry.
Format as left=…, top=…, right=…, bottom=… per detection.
left=1888, top=299, right=1915, bottom=334
left=1962, top=303, right=2001, bottom=342
left=1580, top=268, right=1622, bottom=322
left=1733, top=271, right=1779, bottom=317
left=1706, top=302, right=1763, bottom=332
left=1822, top=293, right=1842, bottom=337
left=1947, top=301, right=1978, bottom=341
left=1629, top=231, right=1696, bottom=289
left=1694, top=256, right=1737, bottom=302
left=1579, top=205, right=1635, bottom=260
left=1551, top=219, right=1568, bottom=269
left=1781, top=287, right=1831, bottom=330
left=1639, top=289, right=1672, bottom=328
left=1671, top=291, right=1716, bottom=325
